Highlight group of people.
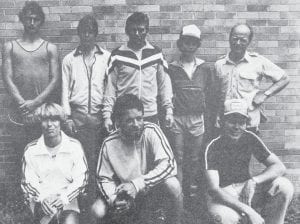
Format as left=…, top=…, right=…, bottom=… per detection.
left=1, top=1, right=294, bottom=224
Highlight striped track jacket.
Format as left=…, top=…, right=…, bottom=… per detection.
left=96, top=122, right=177, bottom=205
left=102, top=41, right=173, bottom=119
left=21, top=132, right=88, bottom=205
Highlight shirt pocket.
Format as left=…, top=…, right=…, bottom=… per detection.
left=238, top=72, right=257, bottom=92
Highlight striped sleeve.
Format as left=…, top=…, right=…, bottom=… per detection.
left=96, top=138, right=118, bottom=205
left=60, top=141, right=89, bottom=203
left=131, top=124, right=176, bottom=192
left=21, top=147, right=46, bottom=202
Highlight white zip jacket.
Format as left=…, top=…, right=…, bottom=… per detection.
left=61, top=45, right=110, bottom=115
left=21, top=131, right=88, bottom=205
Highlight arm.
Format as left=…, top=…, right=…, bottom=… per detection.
left=252, top=153, right=286, bottom=185
left=21, top=152, right=47, bottom=202
left=61, top=56, right=72, bottom=116
left=59, top=144, right=89, bottom=205
left=2, top=42, right=25, bottom=105
left=102, top=66, right=118, bottom=132
left=157, top=59, right=173, bottom=116
left=205, top=170, right=264, bottom=223
left=131, top=125, right=176, bottom=193
left=20, top=43, right=60, bottom=112
left=96, top=143, right=118, bottom=206
left=253, top=57, right=290, bottom=106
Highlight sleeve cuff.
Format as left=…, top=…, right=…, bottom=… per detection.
left=131, top=177, right=145, bottom=193
left=103, top=111, right=112, bottom=120
left=60, top=193, right=70, bottom=205
left=166, top=108, right=173, bottom=115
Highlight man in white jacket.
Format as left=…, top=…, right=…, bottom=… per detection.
left=92, top=94, right=183, bottom=224
left=21, top=103, right=88, bottom=224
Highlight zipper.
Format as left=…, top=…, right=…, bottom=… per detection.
left=83, top=56, right=96, bottom=114
left=138, top=65, right=142, bottom=99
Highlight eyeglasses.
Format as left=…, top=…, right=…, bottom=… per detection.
left=231, top=36, right=249, bottom=44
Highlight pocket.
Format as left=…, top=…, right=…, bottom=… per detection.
left=239, top=72, right=257, bottom=92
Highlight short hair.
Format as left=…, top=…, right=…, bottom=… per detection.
left=112, top=94, right=144, bottom=122
left=19, top=1, right=45, bottom=25
left=125, top=12, right=149, bottom=34
left=77, top=15, right=98, bottom=36
left=229, top=23, right=254, bottom=43
left=38, top=103, right=66, bottom=122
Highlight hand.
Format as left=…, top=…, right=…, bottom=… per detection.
left=165, top=113, right=174, bottom=129
left=104, top=118, right=113, bottom=133
left=64, top=119, right=77, bottom=135
left=252, top=91, right=268, bottom=107
left=215, top=115, right=221, bottom=128
left=112, top=198, right=132, bottom=215
left=246, top=210, right=265, bottom=224
left=19, top=100, right=38, bottom=114
left=50, top=197, right=65, bottom=210
left=41, top=198, right=57, bottom=216
left=116, top=183, right=137, bottom=199
left=239, top=179, right=257, bottom=206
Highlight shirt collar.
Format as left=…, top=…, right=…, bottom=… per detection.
left=73, top=44, right=104, bottom=57
left=225, top=51, right=250, bottom=65
left=33, top=131, right=72, bottom=155
left=170, top=56, right=205, bottom=67
left=119, top=40, right=154, bottom=52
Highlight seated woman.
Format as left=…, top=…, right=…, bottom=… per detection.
left=21, top=103, right=88, bottom=224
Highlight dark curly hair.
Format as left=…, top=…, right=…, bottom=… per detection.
left=18, top=1, right=45, bottom=25
left=125, top=12, right=149, bottom=35
left=112, top=94, right=144, bottom=122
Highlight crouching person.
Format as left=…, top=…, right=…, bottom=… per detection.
left=21, top=103, right=88, bottom=224
left=91, top=94, right=183, bottom=224
left=204, top=99, right=294, bottom=224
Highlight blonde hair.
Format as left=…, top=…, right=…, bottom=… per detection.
left=38, top=103, right=66, bottom=122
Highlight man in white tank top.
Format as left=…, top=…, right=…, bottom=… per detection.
left=2, top=1, right=59, bottom=171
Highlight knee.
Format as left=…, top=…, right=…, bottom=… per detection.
left=208, top=205, right=241, bottom=224
left=59, top=210, right=80, bottom=224
left=162, top=177, right=182, bottom=198
left=91, top=198, right=108, bottom=219
left=272, top=177, right=294, bottom=201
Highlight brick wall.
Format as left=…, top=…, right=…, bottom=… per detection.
left=0, top=0, right=299, bottom=191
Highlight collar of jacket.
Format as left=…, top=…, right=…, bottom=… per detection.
left=31, top=131, right=73, bottom=156
left=73, top=44, right=103, bottom=57
left=224, top=51, right=251, bottom=65
left=170, top=56, right=205, bottom=68
left=119, top=40, right=155, bottom=52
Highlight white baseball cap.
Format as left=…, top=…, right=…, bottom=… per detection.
left=224, top=99, right=249, bottom=118
left=181, top=24, right=201, bottom=39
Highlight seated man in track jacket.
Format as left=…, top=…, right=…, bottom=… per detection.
left=21, top=103, right=88, bottom=224
left=103, top=12, right=174, bottom=132
left=92, top=94, right=183, bottom=224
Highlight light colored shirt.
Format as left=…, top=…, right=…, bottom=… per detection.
left=61, top=45, right=110, bottom=116
left=21, top=132, right=88, bottom=204
left=97, top=122, right=177, bottom=205
left=214, top=51, right=286, bottom=127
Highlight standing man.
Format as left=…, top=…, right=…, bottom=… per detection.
left=213, top=24, right=289, bottom=134
left=168, top=24, right=212, bottom=205
left=2, top=1, right=59, bottom=161
left=61, top=15, right=110, bottom=221
left=204, top=99, right=293, bottom=224
left=92, top=94, right=183, bottom=224
left=103, top=12, right=174, bottom=132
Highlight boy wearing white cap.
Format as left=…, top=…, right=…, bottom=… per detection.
left=168, top=24, right=212, bottom=205
left=204, top=99, right=293, bottom=224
